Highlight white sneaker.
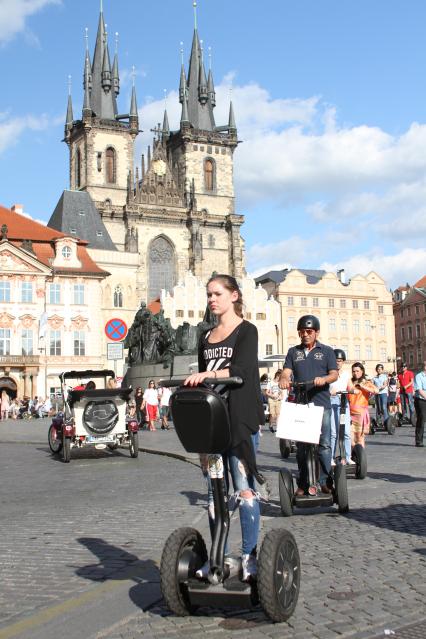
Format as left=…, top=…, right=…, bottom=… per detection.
left=241, top=554, right=257, bottom=581
left=347, top=459, right=356, bottom=465
left=331, top=459, right=336, bottom=467
left=195, top=560, right=210, bottom=579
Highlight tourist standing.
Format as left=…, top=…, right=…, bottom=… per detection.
left=1, top=390, right=10, bottom=420
left=158, top=385, right=172, bottom=430
left=372, top=364, right=389, bottom=421
left=414, top=361, right=426, bottom=447
left=398, top=363, right=415, bottom=423
left=142, top=380, right=159, bottom=431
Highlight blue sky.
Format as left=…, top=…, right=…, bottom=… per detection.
left=1, top=0, right=426, bottom=288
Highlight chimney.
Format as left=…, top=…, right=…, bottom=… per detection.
left=337, top=268, right=346, bottom=284
left=11, top=204, right=23, bottom=215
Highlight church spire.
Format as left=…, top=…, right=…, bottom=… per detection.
left=89, top=5, right=117, bottom=118
left=112, top=32, right=120, bottom=96
left=198, top=40, right=208, bottom=104
left=228, top=100, right=237, bottom=133
left=129, top=66, right=139, bottom=133
left=65, top=76, right=73, bottom=128
left=162, top=108, right=170, bottom=137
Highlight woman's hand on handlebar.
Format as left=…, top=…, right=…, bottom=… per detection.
left=184, top=371, right=214, bottom=386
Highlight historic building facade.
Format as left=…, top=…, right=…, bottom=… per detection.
left=0, top=205, right=108, bottom=399
left=51, top=5, right=244, bottom=308
left=393, top=275, right=426, bottom=370
left=256, top=268, right=396, bottom=374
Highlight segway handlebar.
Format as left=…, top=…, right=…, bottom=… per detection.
left=291, top=380, right=315, bottom=387
left=159, top=376, right=243, bottom=388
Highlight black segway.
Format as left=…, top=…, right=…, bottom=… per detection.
left=278, top=381, right=349, bottom=516
left=370, top=400, right=396, bottom=436
left=159, top=377, right=300, bottom=623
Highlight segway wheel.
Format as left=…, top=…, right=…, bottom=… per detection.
left=385, top=416, right=396, bottom=435
left=370, top=419, right=377, bottom=435
left=353, top=444, right=367, bottom=479
left=278, top=469, right=294, bottom=517
left=160, top=527, right=207, bottom=616
left=258, top=529, right=300, bottom=622
left=279, top=438, right=291, bottom=459
left=334, top=464, right=349, bottom=513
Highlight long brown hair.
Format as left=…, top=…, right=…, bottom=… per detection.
left=351, top=362, right=366, bottom=383
left=207, top=274, right=243, bottom=318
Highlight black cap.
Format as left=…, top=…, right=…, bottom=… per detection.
left=297, top=314, right=320, bottom=331
left=334, top=348, right=346, bottom=361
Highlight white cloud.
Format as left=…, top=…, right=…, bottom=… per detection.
left=0, top=0, right=61, bottom=45
left=0, top=113, right=52, bottom=154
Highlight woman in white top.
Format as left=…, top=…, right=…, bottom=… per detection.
left=142, top=380, right=159, bottom=431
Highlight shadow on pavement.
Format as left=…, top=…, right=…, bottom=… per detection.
left=367, top=471, right=426, bottom=484
left=347, top=503, right=426, bottom=537
left=367, top=439, right=415, bottom=448
left=75, top=537, right=161, bottom=611
left=180, top=489, right=206, bottom=506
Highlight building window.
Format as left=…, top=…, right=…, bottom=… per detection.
left=400, top=308, right=404, bottom=318
left=74, top=284, right=85, bottom=305
left=198, top=311, right=204, bottom=319
left=49, top=283, right=60, bottom=304
left=49, top=330, right=61, bottom=356
left=288, top=316, right=295, bottom=330
left=73, top=331, right=85, bottom=356
left=378, top=305, right=384, bottom=314
left=21, top=282, right=33, bottom=303
left=365, top=320, right=371, bottom=333
left=380, top=348, right=387, bottom=362
left=354, top=344, right=361, bottom=359
left=113, top=285, right=123, bottom=308
left=415, top=305, right=420, bottom=315
left=328, top=298, right=335, bottom=308
left=256, top=313, right=266, bottom=320
left=76, top=148, right=81, bottom=188
left=408, top=325, right=413, bottom=340
left=245, top=312, right=252, bottom=319
left=176, top=310, right=184, bottom=318
left=341, top=319, right=347, bottom=332
left=300, top=297, right=307, bottom=307
left=379, top=324, right=386, bottom=336
left=208, top=234, right=215, bottom=248
left=106, top=147, right=116, bottom=184
left=340, top=299, right=346, bottom=309
left=62, top=246, right=71, bottom=259
left=409, top=352, right=414, bottom=366
left=0, top=329, right=11, bottom=355
left=148, top=236, right=176, bottom=302
left=416, top=323, right=421, bottom=338
left=342, top=345, right=349, bottom=358
left=365, top=344, right=372, bottom=360
left=417, top=349, right=423, bottom=363
left=0, top=281, right=11, bottom=303
left=329, top=318, right=336, bottom=331
left=287, top=296, right=294, bottom=306
left=353, top=320, right=360, bottom=333
left=352, top=300, right=358, bottom=309
left=266, top=344, right=273, bottom=356
left=204, top=158, right=214, bottom=191
left=312, top=297, right=319, bottom=308
left=364, top=300, right=370, bottom=310
left=188, top=310, right=194, bottom=318
left=401, top=327, right=405, bottom=340
left=21, top=329, right=33, bottom=356
left=407, top=306, right=411, bottom=317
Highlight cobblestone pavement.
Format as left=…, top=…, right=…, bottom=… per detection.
left=0, top=419, right=425, bottom=639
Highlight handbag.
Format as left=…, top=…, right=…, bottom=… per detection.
left=276, top=401, right=324, bottom=444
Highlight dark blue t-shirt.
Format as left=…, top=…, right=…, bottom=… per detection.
left=284, top=342, right=337, bottom=408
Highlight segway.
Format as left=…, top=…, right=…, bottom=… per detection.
left=279, top=438, right=296, bottom=459
left=370, top=401, right=396, bottom=436
left=278, top=381, right=349, bottom=516
left=159, top=377, right=300, bottom=623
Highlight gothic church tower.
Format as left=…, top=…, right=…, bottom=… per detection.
left=62, top=3, right=244, bottom=304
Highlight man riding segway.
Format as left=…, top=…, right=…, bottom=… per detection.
left=279, top=315, right=338, bottom=496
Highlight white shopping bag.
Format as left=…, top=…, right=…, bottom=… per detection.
left=276, top=402, right=324, bottom=444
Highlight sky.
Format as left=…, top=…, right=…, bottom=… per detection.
left=1, top=0, right=426, bottom=289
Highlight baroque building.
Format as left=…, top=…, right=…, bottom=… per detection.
left=50, top=4, right=244, bottom=306
left=393, top=275, right=426, bottom=370
left=256, top=268, right=396, bottom=374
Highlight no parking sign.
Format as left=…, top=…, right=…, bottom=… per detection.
left=105, top=318, right=128, bottom=342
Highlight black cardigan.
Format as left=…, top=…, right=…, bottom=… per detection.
left=198, top=320, right=265, bottom=480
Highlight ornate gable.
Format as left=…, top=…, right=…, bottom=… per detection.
left=0, top=312, right=15, bottom=328
left=0, top=245, right=50, bottom=275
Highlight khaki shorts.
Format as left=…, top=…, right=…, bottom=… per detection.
left=268, top=398, right=282, bottom=420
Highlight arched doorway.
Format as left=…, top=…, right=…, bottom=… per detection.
left=148, top=236, right=176, bottom=302
left=0, top=376, right=17, bottom=399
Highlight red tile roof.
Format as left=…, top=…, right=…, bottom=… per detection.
left=0, top=204, right=107, bottom=276
left=414, top=275, right=426, bottom=288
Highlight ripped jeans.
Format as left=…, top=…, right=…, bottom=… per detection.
left=203, top=432, right=260, bottom=556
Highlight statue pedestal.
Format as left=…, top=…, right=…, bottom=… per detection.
left=123, top=355, right=198, bottom=391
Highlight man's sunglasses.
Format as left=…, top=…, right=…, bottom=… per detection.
left=298, top=328, right=316, bottom=335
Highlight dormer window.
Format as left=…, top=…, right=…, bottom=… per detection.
left=96, top=231, right=103, bottom=237
left=62, top=246, right=72, bottom=259
left=70, top=229, right=76, bottom=235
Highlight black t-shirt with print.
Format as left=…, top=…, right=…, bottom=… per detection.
left=202, top=325, right=240, bottom=372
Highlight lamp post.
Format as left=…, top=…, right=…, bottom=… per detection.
left=38, top=337, right=46, bottom=399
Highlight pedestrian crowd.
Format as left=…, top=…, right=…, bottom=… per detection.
left=0, top=393, right=53, bottom=420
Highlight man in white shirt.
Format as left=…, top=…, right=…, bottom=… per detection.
left=372, top=364, right=389, bottom=421
left=330, top=349, right=354, bottom=465
left=159, top=386, right=172, bottom=430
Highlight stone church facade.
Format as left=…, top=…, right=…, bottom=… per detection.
left=56, top=5, right=244, bottom=306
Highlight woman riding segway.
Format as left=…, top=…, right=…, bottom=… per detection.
left=160, top=274, right=300, bottom=622
left=348, top=362, right=378, bottom=479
